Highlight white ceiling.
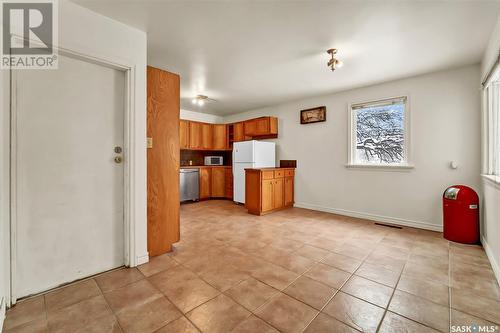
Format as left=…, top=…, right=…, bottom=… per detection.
left=72, top=0, right=500, bottom=115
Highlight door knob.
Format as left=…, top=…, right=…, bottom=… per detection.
left=114, top=156, right=123, bottom=164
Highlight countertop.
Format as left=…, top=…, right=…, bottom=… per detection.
left=180, top=165, right=232, bottom=169
left=245, top=167, right=295, bottom=171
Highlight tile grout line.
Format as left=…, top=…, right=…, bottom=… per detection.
left=300, top=240, right=384, bottom=333
left=93, top=278, right=126, bottom=333
left=153, top=257, right=263, bottom=332
left=373, top=256, right=407, bottom=333
left=144, top=271, right=207, bottom=333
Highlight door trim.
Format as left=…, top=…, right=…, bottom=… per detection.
left=9, top=36, right=138, bottom=304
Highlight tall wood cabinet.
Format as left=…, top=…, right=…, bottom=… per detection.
left=147, top=66, right=180, bottom=256
left=245, top=168, right=295, bottom=215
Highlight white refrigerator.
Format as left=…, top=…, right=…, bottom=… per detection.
left=233, top=140, right=276, bottom=203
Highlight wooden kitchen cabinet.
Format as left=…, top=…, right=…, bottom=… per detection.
left=273, top=178, right=284, bottom=210
left=261, top=179, right=274, bottom=212
left=211, top=167, right=226, bottom=197
left=233, top=122, right=246, bottom=142
left=199, top=167, right=212, bottom=199
left=233, top=122, right=245, bottom=142
left=245, top=168, right=295, bottom=215
left=147, top=66, right=180, bottom=256
left=189, top=121, right=202, bottom=149
left=212, top=124, right=228, bottom=150
left=284, top=175, right=294, bottom=206
left=244, top=117, right=278, bottom=138
left=201, top=123, right=213, bottom=149
left=179, top=120, right=189, bottom=149
left=224, top=167, right=233, bottom=199
left=180, top=116, right=278, bottom=150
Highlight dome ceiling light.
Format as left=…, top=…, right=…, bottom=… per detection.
left=191, top=94, right=216, bottom=106
left=327, top=48, right=343, bottom=72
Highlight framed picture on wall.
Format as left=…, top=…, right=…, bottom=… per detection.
left=300, top=106, right=326, bottom=124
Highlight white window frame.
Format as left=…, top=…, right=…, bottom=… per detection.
left=347, top=95, right=413, bottom=170
left=482, top=62, right=500, bottom=186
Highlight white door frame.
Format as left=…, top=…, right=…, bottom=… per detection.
left=8, top=37, right=138, bottom=305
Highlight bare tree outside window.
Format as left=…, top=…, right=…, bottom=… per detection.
left=352, top=98, right=406, bottom=164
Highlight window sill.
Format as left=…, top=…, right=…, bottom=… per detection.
left=345, top=164, right=415, bottom=171
left=482, top=174, right=500, bottom=189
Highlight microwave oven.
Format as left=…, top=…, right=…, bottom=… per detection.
left=204, top=156, right=223, bottom=166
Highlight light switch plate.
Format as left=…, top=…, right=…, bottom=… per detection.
left=147, top=137, right=153, bottom=149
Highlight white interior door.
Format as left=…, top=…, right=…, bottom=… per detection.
left=14, top=54, right=126, bottom=298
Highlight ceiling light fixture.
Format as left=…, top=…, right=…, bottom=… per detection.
left=327, top=48, right=343, bottom=71
left=191, top=94, right=215, bottom=107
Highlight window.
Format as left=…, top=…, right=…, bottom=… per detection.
left=483, top=68, right=500, bottom=181
left=349, top=96, right=410, bottom=167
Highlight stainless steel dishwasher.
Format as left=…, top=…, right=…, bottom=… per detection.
left=180, top=168, right=199, bottom=202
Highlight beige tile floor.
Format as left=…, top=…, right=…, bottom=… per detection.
left=3, top=200, right=500, bottom=333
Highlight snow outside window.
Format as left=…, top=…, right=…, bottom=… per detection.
left=349, top=96, right=410, bottom=167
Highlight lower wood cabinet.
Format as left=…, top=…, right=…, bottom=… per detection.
left=199, top=167, right=212, bottom=199
left=225, top=167, right=233, bottom=199
left=211, top=167, right=226, bottom=197
left=198, top=166, right=232, bottom=200
left=284, top=176, right=294, bottom=206
left=245, top=168, right=295, bottom=215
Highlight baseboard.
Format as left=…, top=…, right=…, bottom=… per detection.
left=293, top=202, right=443, bottom=232
left=481, top=235, right=500, bottom=286
left=136, top=253, right=149, bottom=266
left=0, top=296, right=5, bottom=333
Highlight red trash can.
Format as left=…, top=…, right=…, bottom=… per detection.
left=443, top=185, right=479, bottom=244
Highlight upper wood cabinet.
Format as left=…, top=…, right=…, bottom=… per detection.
left=201, top=123, right=213, bottom=149
left=180, top=116, right=278, bottom=150
left=244, top=117, right=278, bottom=138
left=147, top=66, right=180, bottom=256
left=233, top=122, right=246, bottom=142
left=212, top=124, right=228, bottom=150
left=189, top=121, right=202, bottom=149
left=179, top=120, right=189, bottom=149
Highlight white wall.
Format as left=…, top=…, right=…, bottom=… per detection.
left=224, top=66, right=481, bottom=231
left=0, top=65, right=8, bottom=330
left=481, top=15, right=500, bottom=284
left=0, top=0, right=148, bottom=310
left=482, top=17, right=500, bottom=85
left=181, top=109, right=223, bottom=123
